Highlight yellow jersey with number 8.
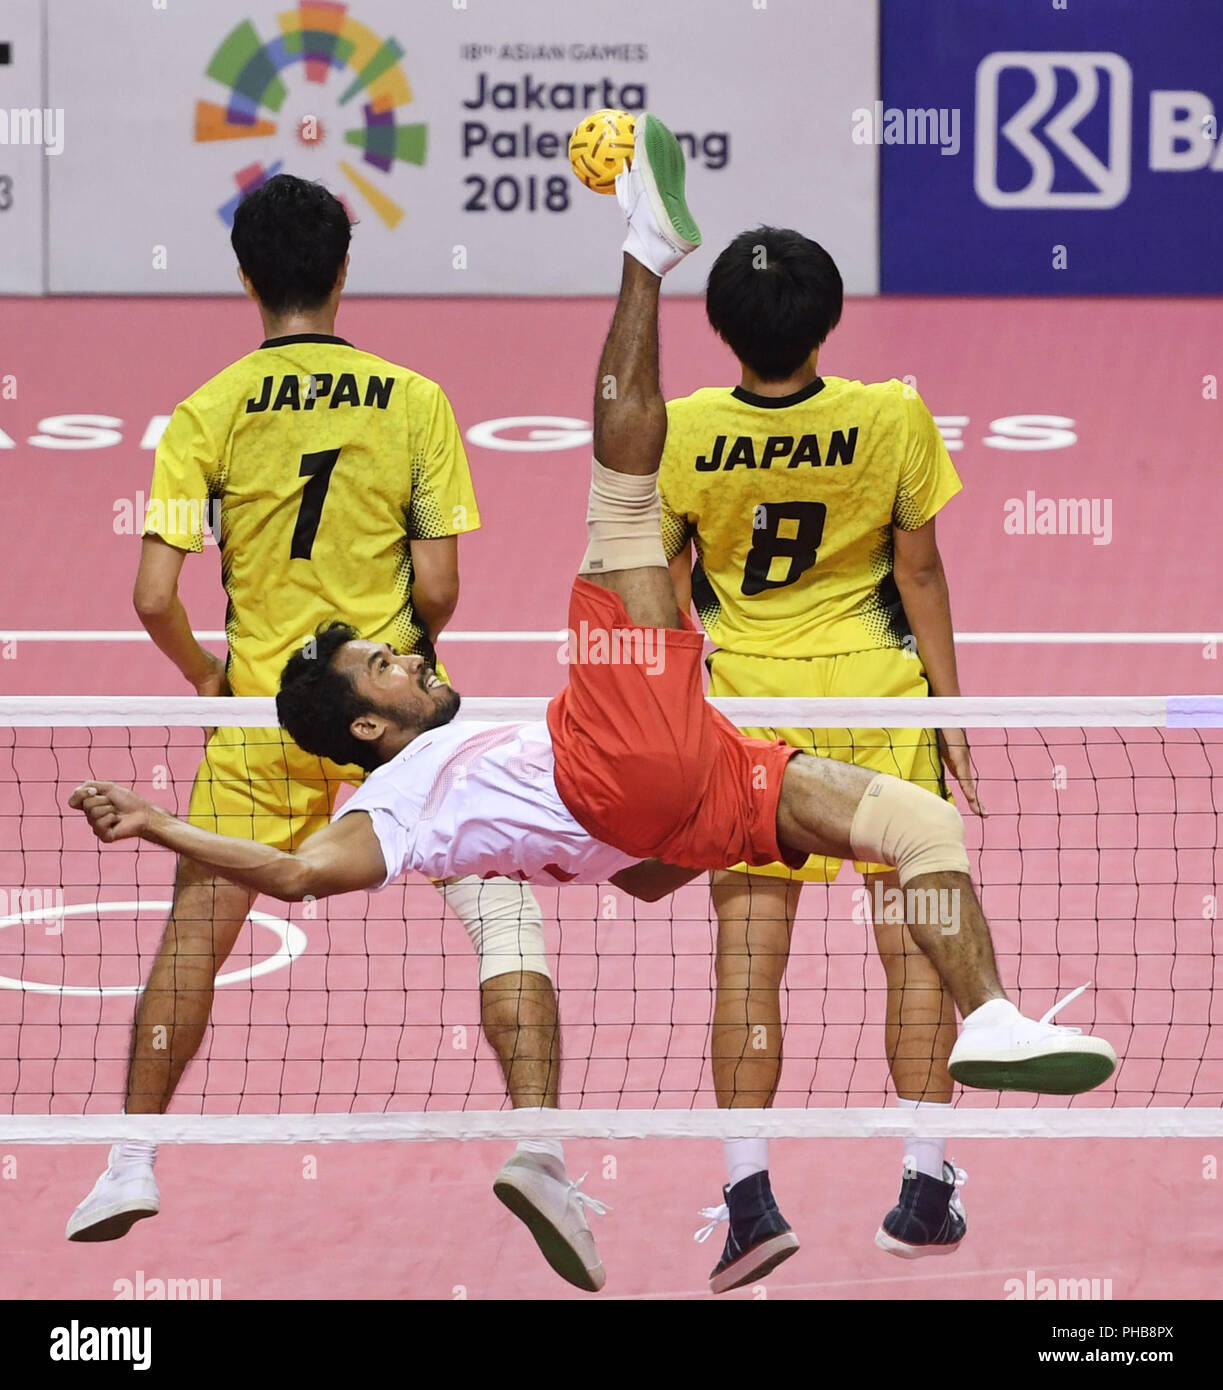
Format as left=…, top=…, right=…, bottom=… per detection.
left=143, top=333, right=480, bottom=695
left=659, top=376, right=961, bottom=659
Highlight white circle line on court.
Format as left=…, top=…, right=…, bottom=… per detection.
left=0, top=900, right=307, bottom=995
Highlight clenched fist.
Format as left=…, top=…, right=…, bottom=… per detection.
left=69, top=781, right=153, bottom=844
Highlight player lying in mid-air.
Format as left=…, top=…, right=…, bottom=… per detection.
left=72, top=114, right=1118, bottom=1295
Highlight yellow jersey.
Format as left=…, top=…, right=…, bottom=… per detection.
left=659, top=377, right=961, bottom=658
left=144, top=333, right=480, bottom=695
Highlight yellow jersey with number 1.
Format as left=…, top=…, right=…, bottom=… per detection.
left=658, top=377, right=961, bottom=659
left=143, top=333, right=480, bottom=695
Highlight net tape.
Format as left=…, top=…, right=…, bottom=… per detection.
left=1, top=694, right=1222, bottom=728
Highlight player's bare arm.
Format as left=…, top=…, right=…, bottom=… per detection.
left=892, top=517, right=982, bottom=814
left=667, top=545, right=694, bottom=618
left=132, top=534, right=228, bottom=696
left=69, top=781, right=386, bottom=901
left=892, top=519, right=957, bottom=693
left=70, top=780, right=696, bottom=906
left=409, top=534, right=461, bottom=644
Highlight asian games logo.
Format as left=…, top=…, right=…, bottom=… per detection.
left=194, top=1, right=426, bottom=228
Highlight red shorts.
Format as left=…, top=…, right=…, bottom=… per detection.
left=546, top=578, right=804, bottom=871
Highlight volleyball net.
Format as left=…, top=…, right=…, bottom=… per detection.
left=1, top=694, right=1220, bottom=1143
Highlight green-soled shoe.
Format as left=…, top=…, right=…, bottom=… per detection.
left=633, top=112, right=702, bottom=253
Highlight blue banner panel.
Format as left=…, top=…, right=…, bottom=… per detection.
left=880, top=0, right=1223, bottom=292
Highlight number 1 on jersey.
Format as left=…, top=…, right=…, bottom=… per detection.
left=742, top=500, right=827, bottom=595
left=290, top=448, right=341, bottom=560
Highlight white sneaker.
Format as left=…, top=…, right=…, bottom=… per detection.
left=493, top=1152, right=608, bottom=1292
left=66, top=1147, right=160, bottom=1242
left=948, top=986, right=1117, bottom=1095
left=616, top=113, right=702, bottom=277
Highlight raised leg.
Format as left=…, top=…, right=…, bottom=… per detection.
left=579, top=113, right=701, bottom=630
left=582, top=254, right=682, bottom=631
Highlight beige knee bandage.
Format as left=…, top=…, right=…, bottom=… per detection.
left=848, top=774, right=970, bottom=885
left=439, top=876, right=551, bottom=985
left=578, top=459, right=667, bottom=575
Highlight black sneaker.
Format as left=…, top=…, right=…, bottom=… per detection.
left=695, top=1170, right=799, bottom=1294
left=875, top=1159, right=967, bottom=1259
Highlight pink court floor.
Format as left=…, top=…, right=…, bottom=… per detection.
left=0, top=295, right=1220, bottom=1301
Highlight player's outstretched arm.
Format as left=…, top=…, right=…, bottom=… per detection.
left=68, top=781, right=385, bottom=902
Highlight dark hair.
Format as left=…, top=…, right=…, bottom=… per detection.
left=277, top=623, right=382, bottom=771
left=705, top=227, right=844, bottom=381
left=230, top=173, right=351, bottom=315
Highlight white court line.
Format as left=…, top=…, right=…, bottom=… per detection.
left=0, top=693, right=1188, bottom=727
left=2, top=630, right=1220, bottom=645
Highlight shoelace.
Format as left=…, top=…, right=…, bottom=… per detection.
left=693, top=1203, right=729, bottom=1244
left=569, top=1173, right=610, bottom=1218
left=1038, top=981, right=1093, bottom=1031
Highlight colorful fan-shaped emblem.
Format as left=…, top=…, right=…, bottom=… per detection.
left=195, top=2, right=426, bottom=228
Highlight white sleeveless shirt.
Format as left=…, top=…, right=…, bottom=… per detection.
left=334, top=719, right=638, bottom=886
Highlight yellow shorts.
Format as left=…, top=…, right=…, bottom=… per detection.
left=187, top=726, right=364, bottom=853
left=708, top=646, right=951, bottom=882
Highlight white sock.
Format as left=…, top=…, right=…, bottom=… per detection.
left=112, top=1139, right=157, bottom=1168
left=897, top=1097, right=949, bottom=1180
left=622, top=222, right=674, bottom=279
left=724, top=1137, right=769, bottom=1189
left=615, top=167, right=688, bottom=277
left=515, top=1107, right=564, bottom=1164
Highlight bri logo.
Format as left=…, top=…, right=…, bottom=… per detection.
left=975, top=51, right=1223, bottom=210
left=975, top=53, right=1132, bottom=209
